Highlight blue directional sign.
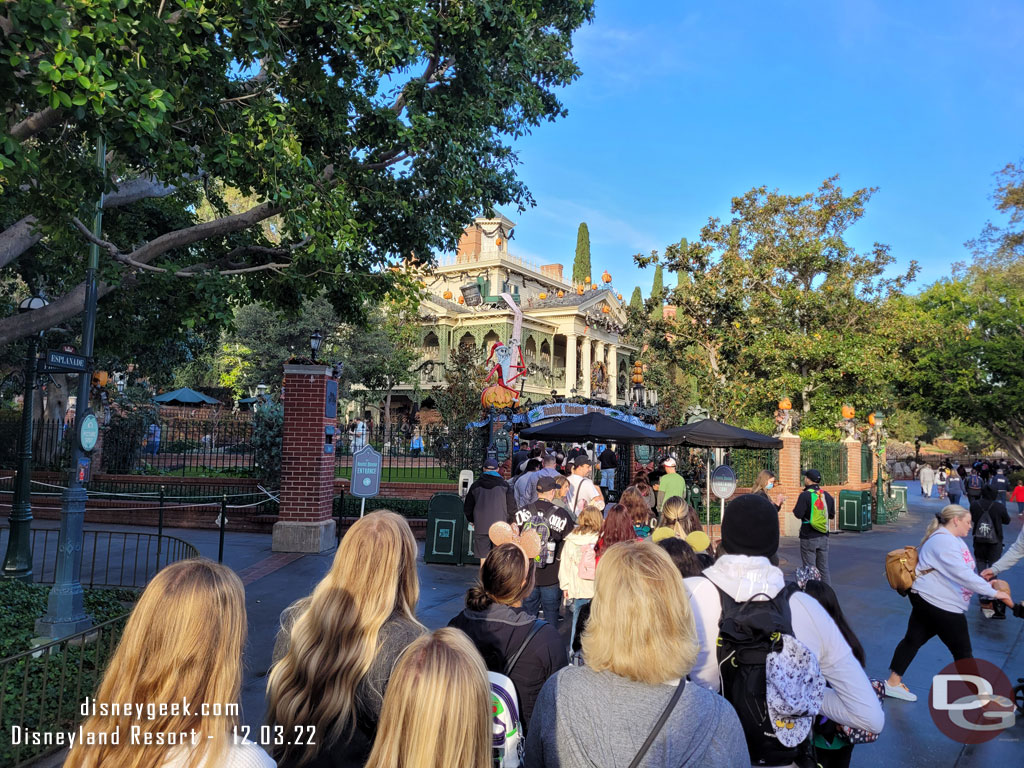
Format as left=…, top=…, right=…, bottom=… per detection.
left=350, top=445, right=382, bottom=498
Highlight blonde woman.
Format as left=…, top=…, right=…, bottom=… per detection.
left=650, top=496, right=700, bottom=543
left=364, top=628, right=490, bottom=768
left=558, top=504, right=603, bottom=652
left=526, top=541, right=748, bottom=766
left=884, top=504, right=1013, bottom=702
left=65, top=559, right=274, bottom=768
left=750, top=470, right=786, bottom=512
left=267, top=512, right=425, bottom=767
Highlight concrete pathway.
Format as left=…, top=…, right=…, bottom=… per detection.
left=16, top=484, right=1024, bottom=767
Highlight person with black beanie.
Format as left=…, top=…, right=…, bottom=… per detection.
left=683, top=494, right=884, bottom=761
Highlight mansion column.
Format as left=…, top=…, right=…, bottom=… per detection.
left=580, top=338, right=592, bottom=399
left=565, top=333, right=578, bottom=394
left=594, top=340, right=606, bottom=399
left=608, top=345, right=618, bottom=406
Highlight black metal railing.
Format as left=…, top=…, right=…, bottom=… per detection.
left=726, top=448, right=780, bottom=487
left=0, top=528, right=200, bottom=588
left=0, top=416, right=72, bottom=472
left=100, top=417, right=256, bottom=476
left=861, top=442, right=873, bottom=482
left=0, top=614, right=128, bottom=767
left=335, top=421, right=486, bottom=483
left=801, top=440, right=845, bottom=486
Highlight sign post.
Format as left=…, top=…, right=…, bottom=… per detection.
left=710, top=465, right=737, bottom=525
left=350, top=445, right=383, bottom=518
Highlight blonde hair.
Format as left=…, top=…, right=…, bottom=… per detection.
left=920, top=504, right=970, bottom=548
left=364, top=628, right=490, bottom=768
left=65, top=559, right=245, bottom=768
left=582, top=541, right=698, bottom=683
left=573, top=504, right=604, bottom=535
left=749, top=469, right=776, bottom=497
left=267, top=511, right=423, bottom=766
left=657, top=496, right=698, bottom=538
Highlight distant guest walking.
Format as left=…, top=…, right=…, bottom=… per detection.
left=464, top=458, right=516, bottom=563
left=919, top=463, right=935, bottom=498
left=793, top=469, right=835, bottom=584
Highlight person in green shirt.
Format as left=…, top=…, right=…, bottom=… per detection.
left=658, top=456, right=687, bottom=509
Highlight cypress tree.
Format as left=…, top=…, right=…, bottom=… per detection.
left=629, top=286, right=643, bottom=312
left=651, top=264, right=664, bottom=320
left=573, top=222, right=591, bottom=284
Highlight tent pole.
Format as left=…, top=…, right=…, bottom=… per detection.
left=706, top=447, right=711, bottom=533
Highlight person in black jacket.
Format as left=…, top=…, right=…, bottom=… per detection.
left=792, top=468, right=836, bottom=585
left=464, top=458, right=516, bottom=563
left=971, top=484, right=1012, bottom=619
left=448, top=543, right=567, bottom=731
left=511, top=476, right=574, bottom=625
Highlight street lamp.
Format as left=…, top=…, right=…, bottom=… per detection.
left=309, top=330, right=324, bottom=362
left=2, top=296, right=48, bottom=582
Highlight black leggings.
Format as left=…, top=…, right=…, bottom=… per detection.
left=889, top=592, right=972, bottom=676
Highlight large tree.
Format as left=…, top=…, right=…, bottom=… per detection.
left=629, top=286, right=643, bottom=312
left=0, top=0, right=595, bottom=349
left=573, top=221, right=591, bottom=284
left=650, top=263, right=664, bottom=320
left=636, top=177, right=917, bottom=428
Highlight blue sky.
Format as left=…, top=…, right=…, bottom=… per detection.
left=495, top=0, right=1024, bottom=298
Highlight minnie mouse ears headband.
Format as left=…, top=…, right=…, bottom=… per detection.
left=488, top=522, right=542, bottom=561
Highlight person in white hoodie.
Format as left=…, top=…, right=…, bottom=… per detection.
left=885, top=504, right=1013, bottom=701
left=559, top=503, right=602, bottom=653
left=684, top=494, right=884, bottom=766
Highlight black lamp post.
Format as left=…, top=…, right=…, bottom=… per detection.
left=309, top=330, right=324, bottom=362
left=2, top=297, right=48, bottom=582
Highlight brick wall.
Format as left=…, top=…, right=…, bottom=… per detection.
left=279, top=366, right=336, bottom=523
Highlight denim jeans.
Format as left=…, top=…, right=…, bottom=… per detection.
left=600, top=468, right=615, bottom=491
left=799, top=536, right=831, bottom=585
left=523, top=583, right=562, bottom=624
left=567, top=597, right=591, bottom=654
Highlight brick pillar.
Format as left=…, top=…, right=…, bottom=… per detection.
left=272, top=364, right=338, bottom=552
left=844, top=439, right=862, bottom=486
left=777, top=435, right=802, bottom=537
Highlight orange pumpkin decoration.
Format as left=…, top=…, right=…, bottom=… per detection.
left=778, top=398, right=792, bottom=411
left=496, top=238, right=503, bottom=247
left=539, top=292, right=548, bottom=300
left=457, top=295, right=465, bottom=304
left=557, top=290, right=565, bottom=298
left=576, top=285, right=585, bottom=295
left=601, top=305, right=610, bottom=314
left=591, top=284, right=598, bottom=290
left=585, top=276, right=591, bottom=285
left=443, top=290, right=453, bottom=300
left=617, top=293, right=623, bottom=301
left=867, top=412, right=876, bottom=426
left=601, top=270, right=612, bottom=283
left=841, top=404, right=855, bottom=420
left=481, top=384, right=516, bottom=409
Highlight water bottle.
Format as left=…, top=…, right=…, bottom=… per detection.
left=545, top=541, right=555, bottom=565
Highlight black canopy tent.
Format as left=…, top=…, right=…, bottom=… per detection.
left=520, top=413, right=662, bottom=494
left=645, top=419, right=782, bottom=528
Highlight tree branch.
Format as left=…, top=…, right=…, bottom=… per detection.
left=0, top=216, right=42, bottom=270
left=10, top=107, right=63, bottom=141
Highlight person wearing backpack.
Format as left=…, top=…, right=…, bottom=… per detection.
left=945, top=467, right=964, bottom=505
left=792, top=469, right=836, bottom=584
left=965, top=467, right=984, bottom=503
left=449, top=541, right=568, bottom=733
left=936, top=467, right=948, bottom=499
left=685, top=494, right=884, bottom=766
left=884, top=505, right=1013, bottom=702
left=512, top=475, right=575, bottom=625
left=558, top=504, right=602, bottom=655
left=527, top=541, right=749, bottom=768
left=970, top=485, right=1011, bottom=619
left=988, top=467, right=1010, bottom=504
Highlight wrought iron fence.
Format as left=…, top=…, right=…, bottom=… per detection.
left=335, top=421, right=486, bottom=483
left=101, top=417, right=256, bottom=476
left=0, top=416, right=72, bottom=472
left=726, top=448, right=780, bottom=487
left=0, top=527, right=201, bottom=588
left=0, top=614, right=128, bottom=767
left=801, top=440, right=845, bottom=486
left=334, top=495, right=430, bottom=519
left=861, top=442, right=873, bottom=482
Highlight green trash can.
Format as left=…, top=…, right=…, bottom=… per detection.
left=838, top=489, right=872, bottom=531
left=424, top=492, right=466, bottom=565
left=890, top=484, right=908, bottom=514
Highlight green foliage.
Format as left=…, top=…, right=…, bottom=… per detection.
left=0, top=0, right=597, bottom=355
left=650, top=264, right=664, bottom=320
left=635, top=177, right=916, bottom=428
left=252, top=398, right=284, bottom=485
left=629, top=286, right=643, bottom=312
left=432, top=343, right=489, bottom=479
left=797, top=426, right=840, bottom=441
left=573, top=222, right=591, bottom=284
left=885, top=410, right=930, bottom=444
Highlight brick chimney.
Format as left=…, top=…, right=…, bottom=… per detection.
left=540, top=264, right=563, bottom=281
left=457, top=225, right=482, bottom=263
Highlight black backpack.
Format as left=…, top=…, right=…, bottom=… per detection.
left=967, top=474, right=983, bottom=492
left=974, top=502, right=999, bottom=545
left=713, top=581, right=805, bottom=766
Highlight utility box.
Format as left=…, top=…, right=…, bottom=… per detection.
left=839, top=489, right=872, bottom=532
left=890, top=484, right=908, bottom=514
left=424, top=493, right=466, bottom=565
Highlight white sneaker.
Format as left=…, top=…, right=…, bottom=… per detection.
left=885, top=682, right=918, bottom=702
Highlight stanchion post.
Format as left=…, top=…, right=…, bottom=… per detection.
left=156, top=485, right=165, bottom=568
left=218, top=494, right=227, bottom=564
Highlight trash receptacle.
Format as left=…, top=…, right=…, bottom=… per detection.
left=424, top=492, right=466, bottom=565
left=890, top=484, right=908, bottom=513
left=839, top=489, right=872, bottom=531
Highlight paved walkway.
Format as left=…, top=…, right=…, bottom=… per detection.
left=17, top=486, right=1024, bottom=766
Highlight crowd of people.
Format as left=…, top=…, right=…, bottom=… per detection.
left=61, top=441, right=1024, bottom=768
